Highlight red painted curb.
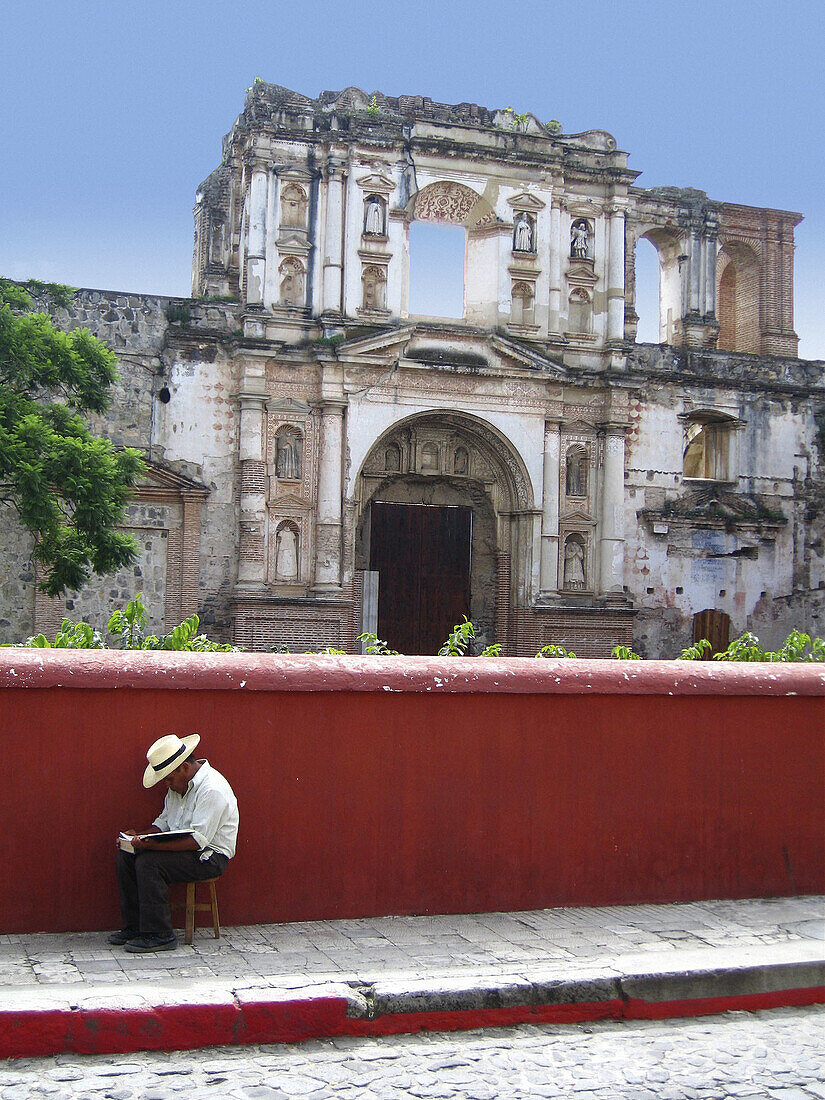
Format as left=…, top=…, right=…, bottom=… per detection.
left=2, top=986, right=824, bottom=1059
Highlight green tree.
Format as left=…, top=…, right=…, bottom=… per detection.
left=0, top=279, right=144, bottom=596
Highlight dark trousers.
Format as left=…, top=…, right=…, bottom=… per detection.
left=116, top=849, right=228, bottom=937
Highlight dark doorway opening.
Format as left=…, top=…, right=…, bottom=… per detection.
left=369, top=501, right=472, bottom=655
left=692, top=608, right=732, bottom=657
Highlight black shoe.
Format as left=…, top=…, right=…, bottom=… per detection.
left=107, top=928, right=139, bottom=946
left=124, top=934, right=178, bottom=953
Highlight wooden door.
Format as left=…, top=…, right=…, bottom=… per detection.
left=369, top=502, right=472, bottom=655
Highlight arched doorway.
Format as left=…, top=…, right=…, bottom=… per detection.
left=355, top=412, right=533, bottom=655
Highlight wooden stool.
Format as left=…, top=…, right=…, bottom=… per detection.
left=172, top=878, right=221, bottom=945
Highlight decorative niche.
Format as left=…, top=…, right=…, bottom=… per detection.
left=561, top=531, right=588, bottom=592
left=356, top=173, right=395, bottom=243
left=507, top=191, right=545, bottom=259
left=358, top=262, right=389, bottom=316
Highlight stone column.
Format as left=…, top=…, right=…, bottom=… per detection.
left=314, top=400, right=346, bottom=590
left=245, top=161, right=269, bottom=307
left=322, top=157, right=347, bottom=315
left=548, top=200, right=562, bottom=335
left=539, top=419, right=561, bottom=594
left=688, top=226, right=702, bottom=316
left=606, top=204, right=626, bottom=341
left=237, top=392, right=268, bottom=588
left=703, top=227, right=718, bottom=319
left=598, top=424, right=626, bottom=597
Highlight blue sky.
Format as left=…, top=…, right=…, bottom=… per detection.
left=2, top=0, right=823, bottom=358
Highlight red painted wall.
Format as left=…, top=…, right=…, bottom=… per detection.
left=1, top=651, right=822, bottom=933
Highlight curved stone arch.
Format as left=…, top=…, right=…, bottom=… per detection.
left=354, top=410, right=535, bottom=650
left=355, top=409, right=534, bottom=515
left=411, top=181, right=497, bottom=229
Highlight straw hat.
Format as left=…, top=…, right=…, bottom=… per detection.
left=143, top=734, right=200, bottom=788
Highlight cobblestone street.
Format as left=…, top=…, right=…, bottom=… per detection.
left=1, top=1005, right=823, bottom=1099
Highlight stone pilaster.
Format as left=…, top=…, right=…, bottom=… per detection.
left=539, top=419, right=561, bottom=593
left=598, top=424, right=626, bottom=598
left=606, top=203, right=626, bottom=342
left=548, top=200, right=562, bottom=336
left=322, top=157, right=347, bottom=315
left=237, top=391, right=268, bottom=588
left=245, top=161, right=269, bottom=307
left=313, top=400, right=346, bottom=590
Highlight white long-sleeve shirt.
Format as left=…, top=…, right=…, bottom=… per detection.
left=153, top=760, right=238, bottom=861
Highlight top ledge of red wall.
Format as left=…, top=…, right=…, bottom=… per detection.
left=1, top=650, right=823, bottom=697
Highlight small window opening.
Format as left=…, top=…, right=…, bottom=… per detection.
left=409, top=222, right=465, bottom=319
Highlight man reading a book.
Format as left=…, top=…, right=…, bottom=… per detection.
left=110, top=733, right=239, bottom=953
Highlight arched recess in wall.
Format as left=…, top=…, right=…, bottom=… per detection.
left=406, top=182, right=497, bottom=321
left=716, top=243, right=761, bottom=353
left=635, top=228, right=682, bottom=344
left=633, top=236, right=661, bottom=343
left=354, top=410, right=533, bottom=653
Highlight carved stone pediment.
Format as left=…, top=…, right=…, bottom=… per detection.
left=561, top=507, right=594, bottom=524
left=356, top=173, right=396, bottom=194
left=267, top=397, right=312, bottom=416
left=268, top=492, right=308, bottom=510
left=563, top=200, right=603, bottom=217
left=567, top=259, right=598, bottom=286
left=277, top=231, right=311, bottom=255
left=508, top=191, right=547, bottom=212
left=563, top=417, right=598, bottom=433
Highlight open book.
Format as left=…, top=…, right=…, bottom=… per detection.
left=118, top=830, right=194, bottom=853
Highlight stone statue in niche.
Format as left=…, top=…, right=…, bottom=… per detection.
left=565, top=450, right=587, bottom=497
left=281, top=184, right=308, bottom=228
left=279, top=259, right=304, bottom=307
left=384, top=444, right=401, bottom=472
left=364, top=196, right=384, bottom=235
left=454, top=446, right=469, bottom=475
left=276, top=433, right=301, bottom=480
left=275, top=525, right=298, bottom=580
left=563, top=537, right=585, bottom=589
left=514, top=214, right=534, bottom=252
left=571, top=219, right=590, bottom=259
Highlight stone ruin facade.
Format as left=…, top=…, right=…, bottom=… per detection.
left=2, top=82, right=823, bottom=655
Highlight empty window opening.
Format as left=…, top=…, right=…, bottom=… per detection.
left=409, top=222, right=465, bottom=319
left=634, top=236, right=660, bottom=343
left=683, top=414, right=734, bottom=481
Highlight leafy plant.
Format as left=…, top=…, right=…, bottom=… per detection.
left=679, top=638, right=712, bottom=660
left=503, top=106, right=529, bottom=132
left=23, top=594, right=235, bottom=652
left=359, top=632, right=400, bottom=655
left=535, top=644, right=577, bottom=659
left=545, top=119, right=562, bottom=135
left=367, top=94, right=380, bottom=119
left=438, top=616, right=476, bottom=656
left=26, top=619, right=105, bottom=649
left=611, top=644, right=641, bottom=660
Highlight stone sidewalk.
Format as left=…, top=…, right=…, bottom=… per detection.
left=2, top=896, right=823, bottom=1058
